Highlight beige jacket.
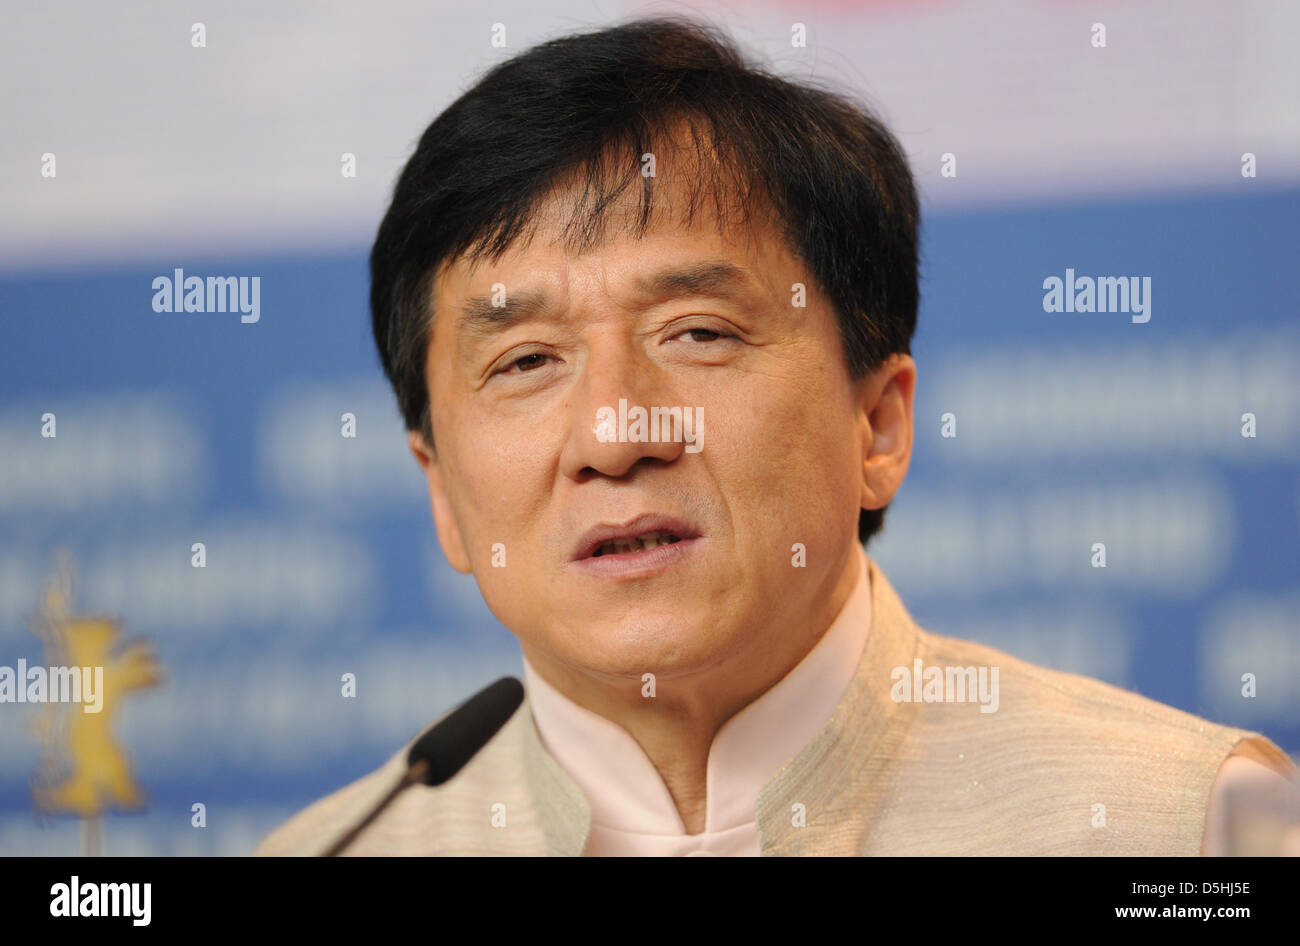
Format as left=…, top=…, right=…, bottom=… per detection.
left=256, top=557, right=1294, bottom=856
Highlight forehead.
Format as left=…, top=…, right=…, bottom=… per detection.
left=431, top=135, right=788, bottom=308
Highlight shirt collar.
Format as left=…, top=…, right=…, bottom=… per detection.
left=522, top=543, right=872, bottom=838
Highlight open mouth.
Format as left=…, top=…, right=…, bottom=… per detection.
left=570, top=515, right=701, bottom=566
left=590, top=531, right=684, bottom=557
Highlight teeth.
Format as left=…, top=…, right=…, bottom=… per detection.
left=592, top=531, right=682, bottom=557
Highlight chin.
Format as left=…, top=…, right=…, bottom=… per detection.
left=554, top=618, right=736, bottom=681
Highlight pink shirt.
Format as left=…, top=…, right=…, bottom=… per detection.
left=522, top=544, right=872, bottom=856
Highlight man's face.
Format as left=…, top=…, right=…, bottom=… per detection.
left=412, top=177, right=909, bottom=688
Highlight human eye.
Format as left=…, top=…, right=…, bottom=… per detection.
left=667, top=319, right=737, bottom=344
left=679, top=327, right=729, bottom=342
left=491, top=348, right=554, bottom=377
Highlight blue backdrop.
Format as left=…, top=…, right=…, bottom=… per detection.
left=1, top=186, right=1296, bottom=855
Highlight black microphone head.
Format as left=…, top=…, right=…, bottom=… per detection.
left=408, top=676, right=525, bottom=786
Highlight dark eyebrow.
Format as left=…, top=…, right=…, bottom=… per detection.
left=632, top=261, right=756, bottom=301
left=454, top=260, right=758, bottom=354
left=454, top=288, right=554, bottom=353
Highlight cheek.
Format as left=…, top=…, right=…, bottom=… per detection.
left=708, top=368, right=859, bottom=543
left=439, top=407, right=554, bottom=554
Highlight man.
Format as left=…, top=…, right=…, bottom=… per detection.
left=257, top=17, right=1296, bottom=856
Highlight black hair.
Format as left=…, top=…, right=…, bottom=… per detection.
left=370, top=16, right=919, bottom=544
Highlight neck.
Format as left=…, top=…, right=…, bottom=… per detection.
left=522, top=546, right=861, bottom=835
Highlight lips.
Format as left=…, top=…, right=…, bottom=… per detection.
left=570, top=514, right=701, bottom=562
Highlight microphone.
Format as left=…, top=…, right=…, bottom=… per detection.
left=322, top=676, right=525, bottom=856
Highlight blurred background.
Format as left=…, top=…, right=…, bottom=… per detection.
left=1, top=0, right=1296, bottom=854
